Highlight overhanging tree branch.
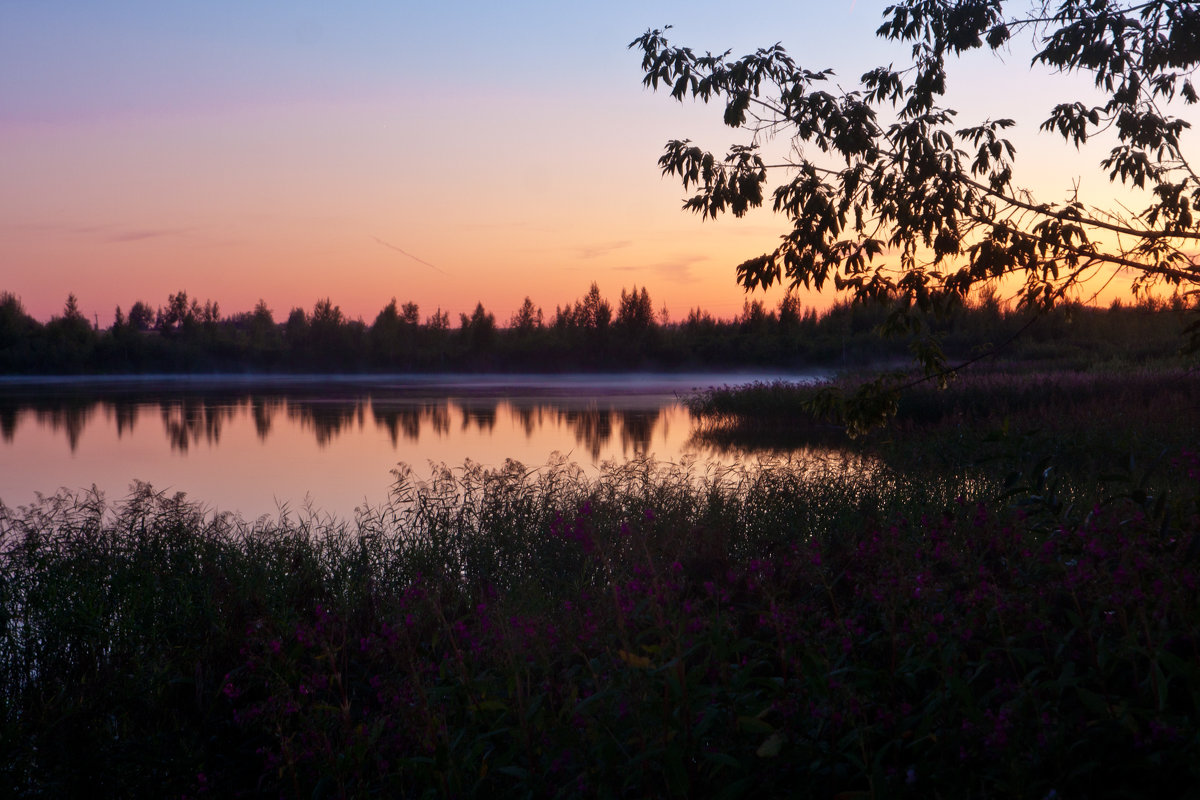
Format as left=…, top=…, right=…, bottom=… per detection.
left=631, top=0, right=1199, bottom=428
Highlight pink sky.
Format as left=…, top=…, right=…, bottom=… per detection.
left=0, top=1, right=1158, bottom=327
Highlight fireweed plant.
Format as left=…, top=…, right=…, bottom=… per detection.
left=2, top=444, right=1198, bottom=796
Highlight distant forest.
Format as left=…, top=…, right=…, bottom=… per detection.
left=0, top=284, right=1193, bottom=374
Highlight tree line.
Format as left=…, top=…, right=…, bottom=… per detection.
left=0, top=284, right=1191, bottom=374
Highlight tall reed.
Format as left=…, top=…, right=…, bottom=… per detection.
left=2, top=443, right=1197, bottom=797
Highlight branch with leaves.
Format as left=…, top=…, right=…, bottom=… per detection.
left=631, top=0, right=1199, bottom=398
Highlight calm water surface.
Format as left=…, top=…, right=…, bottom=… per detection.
left=0, top=373, right=830, bottom=520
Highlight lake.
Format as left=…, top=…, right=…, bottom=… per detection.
left=0, top=372, right=832, bottom=521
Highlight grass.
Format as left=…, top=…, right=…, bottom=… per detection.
left=2, top=366, right=1200, bottom=797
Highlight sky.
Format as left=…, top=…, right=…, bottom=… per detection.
left=0, top=1, right=1137, bottom=327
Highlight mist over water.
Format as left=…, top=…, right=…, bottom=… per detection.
left=0, top=372, right=846, bottom=520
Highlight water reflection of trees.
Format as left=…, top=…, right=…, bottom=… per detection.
left=160, top=398, right=238, bottom=452
left=371, top=401, right=451, bottom=445
left=0, top=404, right=19, bottom=442
left=617, top=410, right=658, bottom=456
left=251, top=396, right=282, bottom=439
left=110, top=402, right=138, bottom=438
left=286, top=401, right=364, bottom=447
left=512, top=404, right=544, bottom=437
left=460, top=400, right=497, bottom=433
left=560, top=405, right=612, bottom=460
left=1, top=392, right=669, bottom=457
left=372, top=403, right=423, bottom=445
left=549, top=406, right=662, bottom=460
left=31, top=400, right=95, bottom=452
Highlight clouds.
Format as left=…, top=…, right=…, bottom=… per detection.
left=613, top=253, right=709, bottom=284
left=91, top=225, right=196, bottom=246
left=572, top=237, right=710, bottom=285
left=577, top=240, right=632, bottom=260
left=102, top=227, right=196, bottom=244
left=4, top=221, right=199, bottom=245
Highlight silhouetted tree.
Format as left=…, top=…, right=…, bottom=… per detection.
left=614, top=285, right=658, bottom=360
left=458, top=301, right=497, bottom=357
left=632, top=1, right=1200, bottom=419
left=311, top=298, right=343, bottom=329
left=44, top=294, right=96, bottom=368
left=423, top=308, right=452, bottom=368
left=244, top=299, right=281, bottom=361
left=251, top=299, right=275, bottom=329
left=127, top=301, right=155, bottom=332
left=201, top=299, right=220, bottom=325
left=284, top=307, right=308, bottom=352
left=777, top=293, right=803, bottom=330
left=575, top=283, right=612, bottom=331
left=0, top=293, right=37, bottom=349
left=371, top=298, right=422, bottom=367
left=0, top=293, right=40, bottom=370
left=509, top=296, right=543, bottom=332
left=616, top=286, right=655, bottom=333
left=401, top=302, right=420, bottom=325
left=63, top=294, right=85, bottom=323
left=157, top=291, right=200, bottom=334
left=738, top=299, right=772, bottom=334
left=307, top=298, right=361, bottom=367
left=685, top=307, right=716, bottom=330
left=373, top=299, right=401, bottom=329
left=371, top=298, right=405, bottom=366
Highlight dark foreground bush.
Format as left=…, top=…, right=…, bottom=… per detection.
left=2, top=452, right=1199, bottom=797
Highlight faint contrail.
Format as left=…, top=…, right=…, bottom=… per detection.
left=371, top=236, right=448, bottom=275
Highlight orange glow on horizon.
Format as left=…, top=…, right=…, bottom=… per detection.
left=1, top=2, right=1186, bottom=331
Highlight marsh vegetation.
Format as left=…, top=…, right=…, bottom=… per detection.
left=2, top=366, right=1198, bottom=797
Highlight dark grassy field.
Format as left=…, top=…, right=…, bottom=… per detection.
left=2, top=366, right=1199, bottom=797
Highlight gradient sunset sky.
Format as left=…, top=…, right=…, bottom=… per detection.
left=2, top=1, right=1132, bottom=326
